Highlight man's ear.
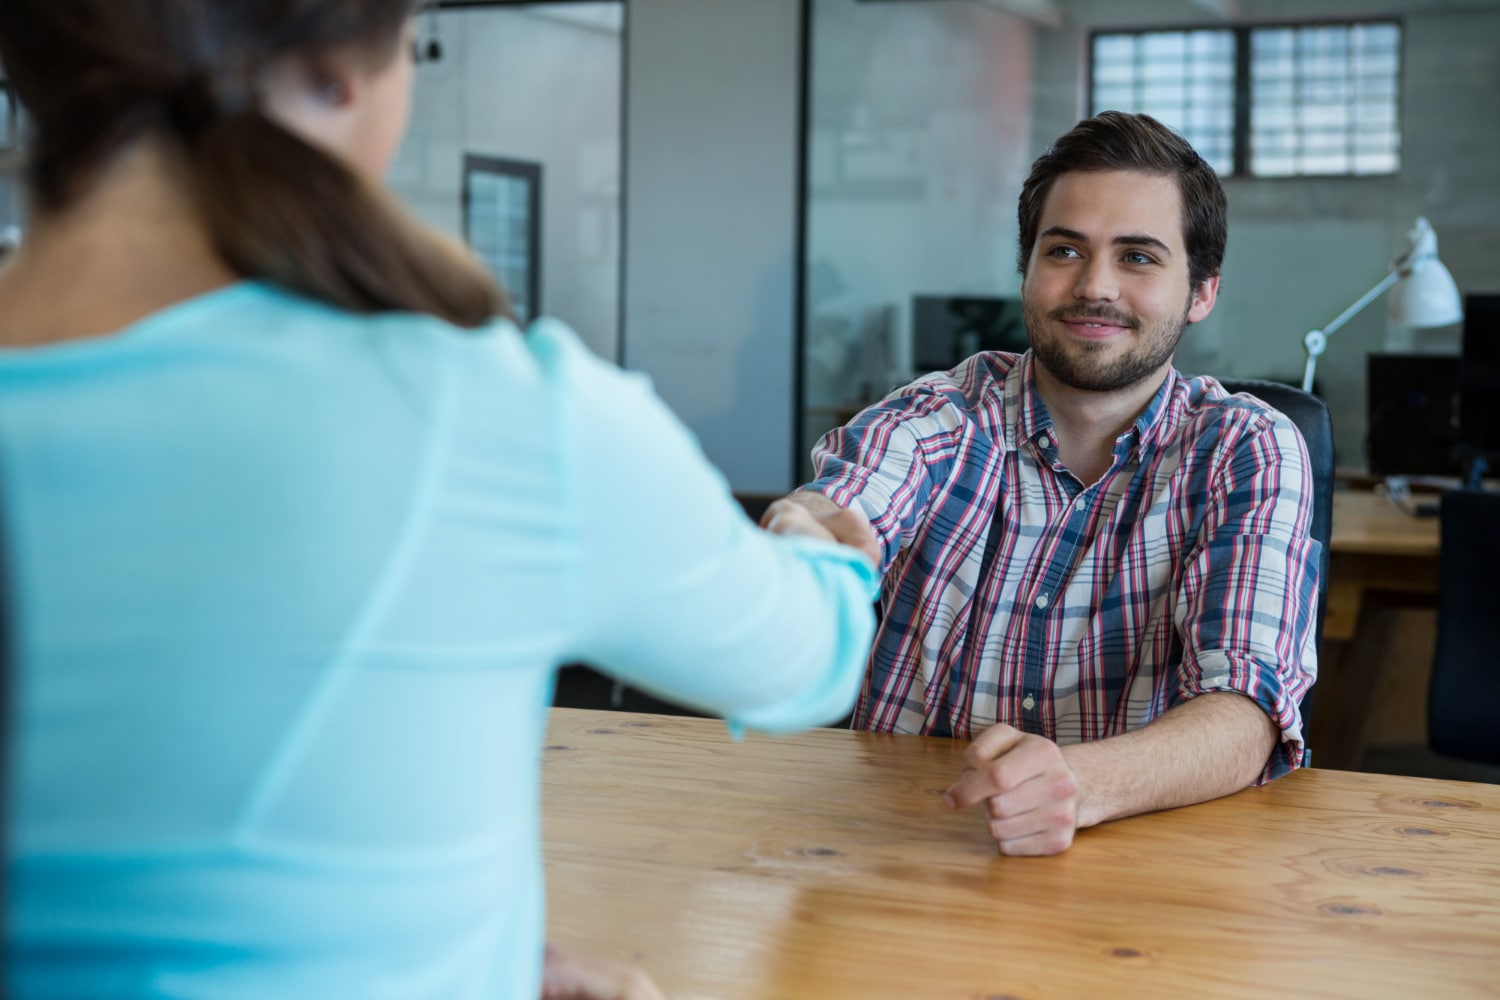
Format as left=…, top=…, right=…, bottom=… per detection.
left=1187, top=274, right=1220, bottom=324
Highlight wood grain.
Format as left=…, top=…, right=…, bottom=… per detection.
left=543, top=709, right=1500, bottom=1000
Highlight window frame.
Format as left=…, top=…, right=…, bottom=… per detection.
left=462, top=153, right=543, bottom=324
left=1086, top=17, right=1405, bottom=180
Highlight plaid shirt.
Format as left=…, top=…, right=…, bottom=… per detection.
left=807, top=351, right=1319, bottom=779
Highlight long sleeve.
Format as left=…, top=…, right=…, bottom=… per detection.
left=1173, top=410, right=1320, bottom=778
left=539, top=322, right=878, bottom=733
left=805, top=389, right=972, bottom=574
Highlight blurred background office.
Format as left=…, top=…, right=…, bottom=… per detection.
left=3, top=0, right=1496, bottom=486
left=3, top=0, right=1494, bottom=773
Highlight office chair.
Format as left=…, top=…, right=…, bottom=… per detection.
left=1427, top=489, right=1500, bottom=766
left=1218, top=378, right=1335, bottom=726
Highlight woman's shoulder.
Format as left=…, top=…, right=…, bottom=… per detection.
left=189, top=284, right=649, bottom=425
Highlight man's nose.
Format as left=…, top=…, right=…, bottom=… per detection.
left=1072, top=259, right=1120, bottom=302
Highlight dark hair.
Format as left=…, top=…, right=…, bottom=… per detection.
left=0, top=0, right=509, bottom=328
left=1016, top=111, right=1227, bottom=292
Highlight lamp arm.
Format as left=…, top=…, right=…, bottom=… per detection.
left=1320, top=268, right=1403, bottom=339
left=1299, top=267, right=1402, bottom=393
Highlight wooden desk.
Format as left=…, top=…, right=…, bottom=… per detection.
left=1324, top=490, right=1440, bottom=639
left=544, top=709, right=1500, bottom=1000
left=1311, top=491, right=1441, bottom=769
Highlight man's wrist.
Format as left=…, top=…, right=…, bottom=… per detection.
left=1059, top=741, right=1108, bottom=829
left=785, top=489, right=843, bottom=515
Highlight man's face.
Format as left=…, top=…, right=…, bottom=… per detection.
left=1020, top=169, right=1218, bottom=394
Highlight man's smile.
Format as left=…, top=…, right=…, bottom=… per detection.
left=1051, top=308, right=1136, bottom=340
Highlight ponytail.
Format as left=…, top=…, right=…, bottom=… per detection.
left=191, top=111, right=512, bottom=330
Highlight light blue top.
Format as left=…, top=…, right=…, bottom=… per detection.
left=0, top=283, right=877, bottom=998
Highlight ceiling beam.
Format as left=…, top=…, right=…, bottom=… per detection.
left=975, top=0, right=1066, bottom=30
left=1187, top=0, right=1240, bottom=18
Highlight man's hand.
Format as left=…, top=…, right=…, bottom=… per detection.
left=942, top=724, right=1083, bottom=856
left=760, top=494, right=881, bottom=566
left=541, top=943, right=667, bottom=1000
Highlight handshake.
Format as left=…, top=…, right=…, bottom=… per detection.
left=759, top=493, right=882, bottom=567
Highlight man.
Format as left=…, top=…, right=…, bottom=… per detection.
left=765, top=112, right=1319, bottom=856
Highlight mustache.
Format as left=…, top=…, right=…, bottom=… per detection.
left=1048, top=305, right=1138, bottom=328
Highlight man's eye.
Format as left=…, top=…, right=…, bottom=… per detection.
left=1047, top=246, right=1080, bottom=259
left=1124, top=251, right=1155, bottom=265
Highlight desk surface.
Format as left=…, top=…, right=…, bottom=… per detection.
left=1330, top=489, right=1440, bottom=557
left=543, top=709, right=1500, bottom=1000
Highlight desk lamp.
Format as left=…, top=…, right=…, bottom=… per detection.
left=1300, top=216, right=1463, bottom=393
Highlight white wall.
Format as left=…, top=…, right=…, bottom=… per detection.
left=390, top=7, right=622, bottom=360
left=623, top=0, right=805, bottom=493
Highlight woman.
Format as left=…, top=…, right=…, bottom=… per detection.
left=0, top=2, right=877, bottom=996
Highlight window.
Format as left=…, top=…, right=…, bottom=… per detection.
left=1090, top=20, right=1402, bottom=178
left=1249, top=23, right=1400, bottom=177
left=1091, top=30, right=1237, bottom=174
left=463, top=155, right=542, bottom=324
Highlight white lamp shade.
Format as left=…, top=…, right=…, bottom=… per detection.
left=1388, top=217, right=1464, bottom=329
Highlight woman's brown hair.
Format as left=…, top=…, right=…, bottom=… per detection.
left=0, top=0, right=510, bottom=328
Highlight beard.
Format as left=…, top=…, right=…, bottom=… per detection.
left=1024, top=295, right=1192, bottom=394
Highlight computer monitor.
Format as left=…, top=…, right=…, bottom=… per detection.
left=911, top=295, right=1027, bottom=373
left=1365, top=353, right=1460, bottom=477
left=1457, top=293, right=1500, bottom=471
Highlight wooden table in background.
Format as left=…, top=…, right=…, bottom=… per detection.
left=1310, top=490, right=1442, bottom=769
left=543, top=709, right=1500, bottom=1000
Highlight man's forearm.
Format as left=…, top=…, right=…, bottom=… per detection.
left=1061, top=691, right=1279, bottom=829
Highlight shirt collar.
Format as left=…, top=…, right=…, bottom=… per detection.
left=1131, top=367, right=1180, bottom=452
left=1009, top=352, right=1051, bottom=446
left=1007, top=352, right=1182, bottom=458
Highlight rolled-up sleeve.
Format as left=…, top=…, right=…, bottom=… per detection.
left=1174, top=412, right=1321, bottom=781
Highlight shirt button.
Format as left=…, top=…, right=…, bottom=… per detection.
left=1023, top=695, right=1036, bottom=710
left=1035, top=593, right=1049, bottom=609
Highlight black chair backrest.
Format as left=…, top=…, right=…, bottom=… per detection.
left=1429, top=489, right=1500, bottom=766
left=1217, top=378, right=1334, bottom=732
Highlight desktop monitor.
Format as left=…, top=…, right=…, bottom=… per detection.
left=911, top=295, right=1028, bottom=373
left=1365, top=353, right=1460, bottom=477
left=1457, top=293, right=1500, bottom=467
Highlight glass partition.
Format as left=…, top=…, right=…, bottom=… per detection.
left=392, top=2, right=623, bottom=359
left=799, top=0, right=1040, bottom=482
left=801, top=0, right=1498, bottom=480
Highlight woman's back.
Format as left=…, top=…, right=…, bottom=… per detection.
left=0, top=283, right=877, bottom=995
left=0, top=4, right=877, bottom=993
